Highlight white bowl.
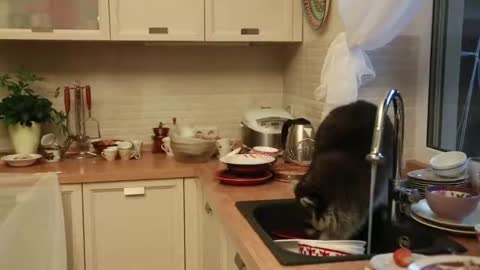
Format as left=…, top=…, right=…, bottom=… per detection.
left=1, top=154, right=42, bottom=167
left=432, top=161, right=467, bottom=178
left=297, top=239, right=366, bottom=257
left=430, top=151, right=467, bottom=170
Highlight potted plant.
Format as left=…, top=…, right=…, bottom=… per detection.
left=0, top=70, right=66, bottom=154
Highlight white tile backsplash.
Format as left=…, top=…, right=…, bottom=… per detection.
left=0, top=42, right=284, bottom=151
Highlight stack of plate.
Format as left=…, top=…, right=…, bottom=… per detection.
left=217, top=154, right=275, bottom=186
left=410, top=199, right=479, bottom=235
left=405, top=169, right=466, bottom=197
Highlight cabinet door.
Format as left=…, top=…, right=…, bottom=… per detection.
left=205, top=0, right=302, bottom=42
left=0, top=0, right=109, bottom=40
left=110, top=0, right=204, bottom=41
left=61, top=184, right=85, bottom=270
left=83, top=179, right=185, bottom=270
left=202, top=200, right=228, bottom=270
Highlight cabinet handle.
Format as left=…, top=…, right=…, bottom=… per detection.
left=123, top=187, right=145, bottom=196
left=31, top=27, right=53, bottom=33
left=234, top=253, right=246, bottom=270
left=204, top=203, right=212, bottom=214
left=240, top=28, right=259, bottom=35
left=149, top=27, right=169, bottom=34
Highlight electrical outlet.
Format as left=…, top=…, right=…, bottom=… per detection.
left=195, top=126, right=219, bottom=139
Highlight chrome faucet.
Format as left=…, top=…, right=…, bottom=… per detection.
left=366, top=89, right=410, bottom=223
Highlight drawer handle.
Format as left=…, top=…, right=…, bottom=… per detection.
left=204, top=203, right=212, bottom=214
left=123, top=187, right=145, bottom=196
left=31, top=27, right=53, bottom=33
left=149, top=27, right=169, bottom=34
left=234, top=253, right=246, bottom=270
left=240, top=28, right=259, bottom=35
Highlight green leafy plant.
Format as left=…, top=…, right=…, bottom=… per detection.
left=0, top=70, right=67, bottom=134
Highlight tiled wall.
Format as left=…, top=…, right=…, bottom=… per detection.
left=282, top=1, right=420, bottom=159
left=0, top=42, right=284, bottom=151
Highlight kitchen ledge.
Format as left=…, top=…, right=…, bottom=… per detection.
left=1, top=154, right=479, bottom=270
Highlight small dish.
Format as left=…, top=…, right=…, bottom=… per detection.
left=370, top=253, right=426, bottom=270
left=425, top=186, right=480, bottom=221
left=408, top=255, right=480, bottom=270
left=1, top=153, right=42, bottom=167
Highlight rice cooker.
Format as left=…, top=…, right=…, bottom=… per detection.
left=241, top=107, right=293, bottom=149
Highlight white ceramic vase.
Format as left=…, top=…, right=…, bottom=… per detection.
left=8, top=122, right=41, bottom=154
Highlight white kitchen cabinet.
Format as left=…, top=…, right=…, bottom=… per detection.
left=205, top=0, right=303, bottom=42
left=0, top=0, right=110, bottom=40
left=61, top=184, right=85, bottom=270
left=202, top=199, right=229, bottom=270
left=109, top=0, right=204, bottom=41
left=83, top=179, right=185, bottom=270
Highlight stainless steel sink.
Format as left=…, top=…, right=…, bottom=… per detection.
left=236, top=199, right=466, bottom=266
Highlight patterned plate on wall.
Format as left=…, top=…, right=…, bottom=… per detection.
left=302, top=0, right=330, bottom=30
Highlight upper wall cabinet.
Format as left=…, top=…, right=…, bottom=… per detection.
left=205, top=0, right=302, bottom=42
left=110, top=0, right=204, bottom=41
left=0, top=0, right=110, bottom=40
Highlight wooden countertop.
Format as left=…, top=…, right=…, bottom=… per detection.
left=1, top=154, right=479, bottom=270
left=0, top=154, right=215, bottom=184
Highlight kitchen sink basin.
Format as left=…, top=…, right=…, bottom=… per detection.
left=236, top=199, right=466, bottom=266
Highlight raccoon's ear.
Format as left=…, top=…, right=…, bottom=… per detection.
left=299, top=196, right=317, bottom=209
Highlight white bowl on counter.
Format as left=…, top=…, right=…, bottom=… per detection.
left=1, top=153, right=42, bottom=167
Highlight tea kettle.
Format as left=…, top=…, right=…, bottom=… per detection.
left=281, top=118, right=315, bottom=165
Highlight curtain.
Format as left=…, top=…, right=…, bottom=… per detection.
left=0, top=173, right=67, bottom=270
left=315, top=0, right=427, bottom=105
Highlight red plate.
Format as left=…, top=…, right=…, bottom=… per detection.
left=217, top=169, right=273, bottom=186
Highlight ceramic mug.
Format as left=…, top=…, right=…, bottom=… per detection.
left=132, top=140, right=143, bottom=159
left=161, top=137, right=174, bottom=157
left=216, top=138, right=234, bottom=158
left=101, top=147, right=118, bottom=161
left=119, top=148, right=135, bottom=160
left=43, top=149, right=61, bottom=163
left=117, top=141, right=133, bottom=150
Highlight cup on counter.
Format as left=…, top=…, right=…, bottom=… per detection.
left=119, top=148, right=136, bottom=161
left=43, top=149, right=61, bottom=163
left=161, top=137, right=174, bottom=157
left=132, top=140, right=143, bottom=160
left=216, top=138, right=234, bottom=158
left=117, top=141, right=135, bottom=160
left=102, top=147, right=118, bottom=161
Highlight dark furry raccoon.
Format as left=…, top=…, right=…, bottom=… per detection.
left=294, top=100, right=393, bottom=240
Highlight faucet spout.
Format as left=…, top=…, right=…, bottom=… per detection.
left=365, top=89, right=405, bottom=254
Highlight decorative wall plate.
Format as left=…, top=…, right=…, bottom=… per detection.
left=302, top=0, right=330, bottom=30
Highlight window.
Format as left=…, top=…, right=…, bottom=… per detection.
left=428, top=0, right=480, bottom=156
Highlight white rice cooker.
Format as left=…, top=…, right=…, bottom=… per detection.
left=241, top=107, right=293, bottom=149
